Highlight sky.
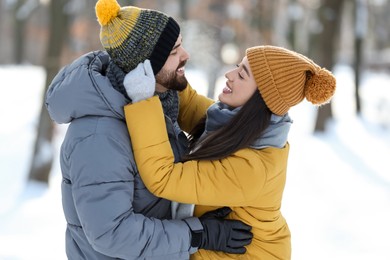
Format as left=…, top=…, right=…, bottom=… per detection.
left=0, top=64, right=389, bottom=260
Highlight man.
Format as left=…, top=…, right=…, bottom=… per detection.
left=45, top=0, right=252, bottom=259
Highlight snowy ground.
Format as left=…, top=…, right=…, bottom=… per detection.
left=0, top=64, right=389, bottom=259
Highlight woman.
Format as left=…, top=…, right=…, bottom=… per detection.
left=123, top=45, right=336, bottom=259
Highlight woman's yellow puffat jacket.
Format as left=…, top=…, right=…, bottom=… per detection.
left=124, top=85, right=291, bottom=260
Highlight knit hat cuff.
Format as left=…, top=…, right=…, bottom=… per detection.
left=247, top=48, right=289, bottom=116
left=149, top=17, right=180, bottom=74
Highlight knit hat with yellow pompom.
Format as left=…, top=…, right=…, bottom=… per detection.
left=95, top=0, right=180, bottom=74
left=246, top=46, right=336, bottom=116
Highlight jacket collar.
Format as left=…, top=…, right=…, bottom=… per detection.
left=203, top=102, right=292, bottom=149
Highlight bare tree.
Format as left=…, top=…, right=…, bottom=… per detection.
left=12, top=0, right=41, bottom=63
left=311, top=0, right=344, bottom=132
left=179, top=0, right=189, bottom=20
left=13, top=0, right=26, bottom=63
left=28, top=0, right=70, bottom=183
left=181, top=0, right=226, bottom=99
left=353, top=0, right=368, bottom=114
left=250, top=0, right=277, bottom=45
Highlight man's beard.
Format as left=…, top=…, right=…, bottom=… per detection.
left=155, top=62, right=188, bottom=91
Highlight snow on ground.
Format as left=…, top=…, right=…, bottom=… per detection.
left=0, top=64, right=389, bottom=260
left=0, top=66, right=66, bottom=259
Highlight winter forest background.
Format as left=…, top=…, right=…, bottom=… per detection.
left=1, top=0, right=390, bottom=259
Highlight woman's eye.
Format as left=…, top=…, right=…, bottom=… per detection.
left=236, top=65, right=244, bottom=79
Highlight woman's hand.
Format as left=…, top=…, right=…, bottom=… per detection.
left=123, top=59, right=155, bottom=103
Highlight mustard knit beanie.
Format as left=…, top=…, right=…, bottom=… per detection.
left=95, top=0, right=180, bottom=74
left=246, top=46, right=336, bottom=116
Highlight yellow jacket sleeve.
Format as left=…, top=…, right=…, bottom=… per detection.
left=178, top=84, right=214, bottom=133
left=124, top=96, right=267, bottom=206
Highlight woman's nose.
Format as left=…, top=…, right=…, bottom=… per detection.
left=225, top=70, right=234, bottom=81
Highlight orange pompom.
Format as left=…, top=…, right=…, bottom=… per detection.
left=305, top=68, right=336, bottom=105
left=95, top=0, right=121, bottom=26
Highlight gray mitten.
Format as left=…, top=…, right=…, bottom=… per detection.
left=123, top=60, right=155, bottom=103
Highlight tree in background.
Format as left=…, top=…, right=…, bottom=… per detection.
left=353, top=0, right=368, bottom=115
left=309, top=0, right=344, bottom=132
left=178, top=0, right=227, bottom=99
left=12, top=0, right=25, bottom=63
left=12, top=0, right=37, bottom=63
left=28, top=0, right=70, bottom=183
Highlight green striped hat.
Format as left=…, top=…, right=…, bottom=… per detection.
left=95, top=0, right=180, bottom=74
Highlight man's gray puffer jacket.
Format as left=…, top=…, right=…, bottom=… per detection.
left=45, top=51, right=200, bottom=259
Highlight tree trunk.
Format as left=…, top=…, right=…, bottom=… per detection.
left=353, top=0, right=367, bottom=115
left=28, top=0, right=70, bottom=183
left=179, top=0, right=189, bottom=20
left=13, top=0, right=26, bottom=64
left=354, top=35, right=362, bottom=114
left=312, top=0, right=343, bottom=132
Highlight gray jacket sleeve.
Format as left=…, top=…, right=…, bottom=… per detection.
left=69, top=133, right=196, bottom=259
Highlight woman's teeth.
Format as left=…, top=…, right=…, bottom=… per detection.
left=223, top=86, right=232, bottom=93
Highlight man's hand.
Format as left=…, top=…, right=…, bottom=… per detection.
left=123, top=59, right=155, bottom=103
left=192, top=207, right=253, bottom=254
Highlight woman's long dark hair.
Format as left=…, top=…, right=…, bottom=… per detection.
left=182, top=91, right=272, bottom=161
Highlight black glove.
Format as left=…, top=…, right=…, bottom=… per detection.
left=191, top=207, right=252, bottom=254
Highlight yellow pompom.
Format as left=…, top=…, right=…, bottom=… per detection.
left=305, top=68, right=336, bottom=105
left=96, top=0, right=121, bottom=26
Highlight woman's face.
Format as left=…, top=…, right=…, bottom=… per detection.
left=218, top=56, right=258, bottom=108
